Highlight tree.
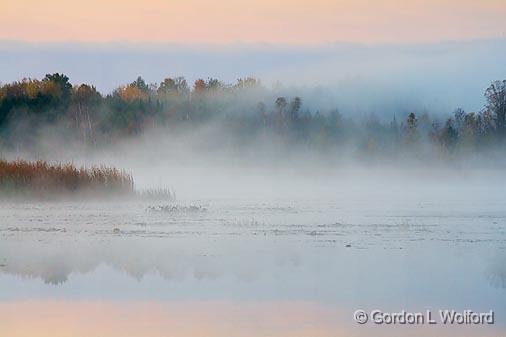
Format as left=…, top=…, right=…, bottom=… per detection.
left=131, top=76, right=149, bottom=93
left=288, top=97, right=302, bottom=120
left=440, top=118, right=458, bottom=150
left=404, top=112, right=419, bottom=145
left=74, top=84, right=101, bottom=103
left=390, top=114, right=399, bottom=136
left=453, top=108, right=466, bottom=130
left=42, top=73, right=73, bottom=114
left=406, top=112, right=418, bottom=130
left=43, top=73, right=72, bottom=97
left=235, top=77, right=260, bottom=90
left=484, top=80, right=506, bottom=138
left=157, top=77, right=177, bottom=96
left=275, top=97, right=287, bottom=118
left=462, top=113, right=479, bottom=140
left=173, top=77, right=189, bottom=96
left=257, top=101, right=267, bottom=125
left=116, top=85, right=146, bottom=102
left=71, top=84, right=101, bottom=141
left=206, top=78, right=223, bottom=92
left=193, top=79, right=206, bottom=94
left=115, top=77, right=152, bottom=103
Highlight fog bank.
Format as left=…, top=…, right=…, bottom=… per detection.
left=2, top=39, right=506, bottom=113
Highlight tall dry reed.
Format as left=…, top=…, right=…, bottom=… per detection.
left=0, top=159, right=134, bottom=198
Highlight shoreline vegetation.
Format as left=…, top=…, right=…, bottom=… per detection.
left=0, top=159, right=177, bottom=200
left=0, top=74, right=505, bottom=160
left=0, top=159, right=134, bottom=199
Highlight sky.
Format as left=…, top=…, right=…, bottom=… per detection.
left=1, top=0, right=505, bottom=44
left=2, top=39, right=505, bottom=113
left=1, top=0, right=505, bottom=113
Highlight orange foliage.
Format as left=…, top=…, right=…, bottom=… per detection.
left=193, top=79, right=206, bottom=94
left=117, top=85, right=147, bottom=102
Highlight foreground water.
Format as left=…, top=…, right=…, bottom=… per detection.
left=1, top=186, right=505, bottom=336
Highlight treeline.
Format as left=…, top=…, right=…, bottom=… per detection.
left=0, top=73, right=505, bottom=155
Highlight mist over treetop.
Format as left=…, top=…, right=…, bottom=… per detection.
left=0, top=73, right=505, bottom=166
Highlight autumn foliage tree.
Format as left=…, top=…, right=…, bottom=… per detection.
left=0, top=74, right=506, bottom=159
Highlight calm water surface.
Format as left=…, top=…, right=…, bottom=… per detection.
left=1, top=192, right=505, bottom=336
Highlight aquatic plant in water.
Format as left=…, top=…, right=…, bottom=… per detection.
left=0, top=159, right=134, bottom=199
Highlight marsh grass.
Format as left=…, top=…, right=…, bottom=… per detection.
left=0, top=159, right=134, bottom=199
left=137, top=188, right=176, bottom=201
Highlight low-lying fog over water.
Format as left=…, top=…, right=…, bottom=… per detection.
left=1, top=40, right=506, bottom=336
left=1, top=137, right=506, bottom=336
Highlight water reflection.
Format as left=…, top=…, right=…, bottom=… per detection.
left=487, top=254, right=506, bottom=290
left=1, top=198, right=505, bottom=337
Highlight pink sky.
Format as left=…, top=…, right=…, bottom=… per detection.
left=1, top=0, right=505, bottom=44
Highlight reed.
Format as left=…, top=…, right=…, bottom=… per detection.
left=0, top=159, right=134, bottom=199
left=137, top=187, right=176, bottom=201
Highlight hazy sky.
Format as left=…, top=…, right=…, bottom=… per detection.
left=1, top=0, right=505, bottom=44
left=2, top=39, right=505, bottom=113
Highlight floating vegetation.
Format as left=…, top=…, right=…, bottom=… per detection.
left=147, top=204, right=207, bottom=214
